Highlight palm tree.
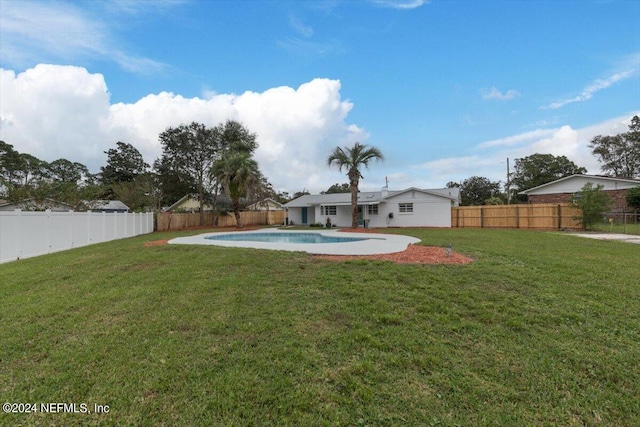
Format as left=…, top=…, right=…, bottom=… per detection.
left=327, top=142, right=384, bottom=228
left=211, top=151, right=261, bottom=228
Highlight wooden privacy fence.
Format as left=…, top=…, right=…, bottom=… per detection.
left=156, top=210, right=285, bottom=231
left=451, top=203, right=583, bottom=230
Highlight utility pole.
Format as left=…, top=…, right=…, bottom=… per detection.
left=506, top=157, right=511, bottom=204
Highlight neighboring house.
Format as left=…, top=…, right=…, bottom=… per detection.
left=89, top=200, right=130, bottom=213
left=0, top=198, right=74, bottom=212
left=166, top=195, right=214, bottom=213
left=519, top=175, right=640, bottom=212
left=166, top=194, right=235, bottom=213
left=246, top=198, right=285, bottom=211
left=284, top=187, right=460, bottom=228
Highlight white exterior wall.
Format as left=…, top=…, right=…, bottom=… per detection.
left=526, top=176, right=640, bottom=195
left=0, top=210, right=154, bottom=264
left=313, top=195, right=452, bottom=228
left=380, top=192, right=452, bottom=227
left=286, top=206, right=317, bottom=225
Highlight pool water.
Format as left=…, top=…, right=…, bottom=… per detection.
left=205, top=232, right=371, bottom=244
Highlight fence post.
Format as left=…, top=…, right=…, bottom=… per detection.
left=480, top=207, right=484, bottom=228
left=557, top=204, right=561, bottom=230
left=46, top=209, right=51, bottom=254
left=16, top=209, right=23, bottom=260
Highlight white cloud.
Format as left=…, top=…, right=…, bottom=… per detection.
left=288, top=13, right=314, bottom=38
left=481, top=87, right=520, bottom=101
left=544, top=54, right=640, bottom=110
left=0, top=64, right=367, bottom=194
left=478, top=128, right=555, bottom=148
left=405, top=112, right=640, bottom=188
left=372, top=0, right=427, bottom=10
left=0, top=0, right=167, bottom=75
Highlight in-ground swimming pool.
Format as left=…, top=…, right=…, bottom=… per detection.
left=205, top=232, right=372, bottom=244
left=168, top=228, right=421, bottom=255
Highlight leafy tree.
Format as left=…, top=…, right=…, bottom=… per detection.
left=217, top=119, right=258, bottom=153
left=626, top=187, right=640, bottom=211
left=510, top=154, right=586, bottom=201
left=153, top=157, right=197, bottom=208
left=291, top=190, right=310, bottom=199
left=157, top=120, right=259, bottom=225
left=322, top=183, right=351, bottom=194
left=211, top=151, right=261, bottom=228
left=485, top=196, right=504, bottom=205
left=158, top=123, right=219, bottom=225
left=274, top=191, right=291, bottom=204
left=48, top=159, right=92, bottom=184
left=15, top=153, right=49, bottom=187
left=589, top=115, right=640, bottom=178
left=327, top=142, right=384, bottom=228
left=0, top=141, right=24, bottom=194
left=111, top=172, right=162, bottom=212
left=458, top=176, right=502, bottom=206
left=100, top=141, right=149, bottom=185
left=570, top=183, right=612, bottom=230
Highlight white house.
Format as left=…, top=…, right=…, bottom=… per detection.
left=284, top=187, right=460, bottom=228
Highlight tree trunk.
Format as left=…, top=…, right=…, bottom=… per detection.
left=350, top=177, right=359, bottom=228
left=198, top=188, right=205, bottom=226
left=233, top=198, right=242, bottom=228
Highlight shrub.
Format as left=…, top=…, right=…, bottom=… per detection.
left=570, top=183, right=612, bottom=230
left=627, top=187, right=640, bottom=210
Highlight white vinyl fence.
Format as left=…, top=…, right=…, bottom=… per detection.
left=0, top=210, right=154, bottom=264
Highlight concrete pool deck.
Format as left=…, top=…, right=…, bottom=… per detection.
left=569, top=233, right=640, bottom=244
left=168, top=228, right=421, bottom=255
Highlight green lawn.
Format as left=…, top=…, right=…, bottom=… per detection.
left=592, top=221, right=640, bottom=235
left=1, top=228, right=639, bottom=426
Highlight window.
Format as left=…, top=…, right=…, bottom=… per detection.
left=321, top=205, right=336, bottom=215
left=367, top=204, right=379, bottom=215
left=399, top=203, right=413, bottom=213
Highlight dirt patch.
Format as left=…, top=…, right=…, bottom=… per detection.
left=144, top=239, right=169, bottom=247
left=325, top=227, right=474, bottom=265
left=314, top=244, right=474, bottom=265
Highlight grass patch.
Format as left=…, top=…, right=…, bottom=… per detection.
left=1, top=228, right=639, bottom=426
left=591, top=221, right=640, bottom=235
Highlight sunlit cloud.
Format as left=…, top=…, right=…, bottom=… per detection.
left=544, top=53, right=640, bottom=109
left=288, top=13, right=314, bottom=38
left=478, top=129, right=555, bottom=148
left=276, top=37, right=344, bottom=57
left=0, top=65, right=366, bottom=193
left=481, top=87, right=521, bottom=101
left=371, top=0, right=427, bottom=10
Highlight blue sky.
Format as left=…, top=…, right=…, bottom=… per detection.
left=1, top=0, right=639, bottom=194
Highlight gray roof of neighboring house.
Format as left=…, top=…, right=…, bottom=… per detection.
left=285, top=187, right=460, bottom=207
left=91, top=200, right=130, bottom=211
left=519, top=174, right=640, bottom=195
left=0, top=198, right=75, bottom=211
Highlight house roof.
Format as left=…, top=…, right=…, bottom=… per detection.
left=0, top=198, right=74, bottom=210
left=246, top=198, right=285, bottom=208
left=166, top=194, right=235, bottom=212
left=519, top=174, right=640, bottom=195
left=91, top=200, right=130, bottom=211
left=284, top=187, right=460, bottom=207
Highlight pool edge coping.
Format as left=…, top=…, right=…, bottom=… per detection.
left=167, top=228, right=421, bottom=255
